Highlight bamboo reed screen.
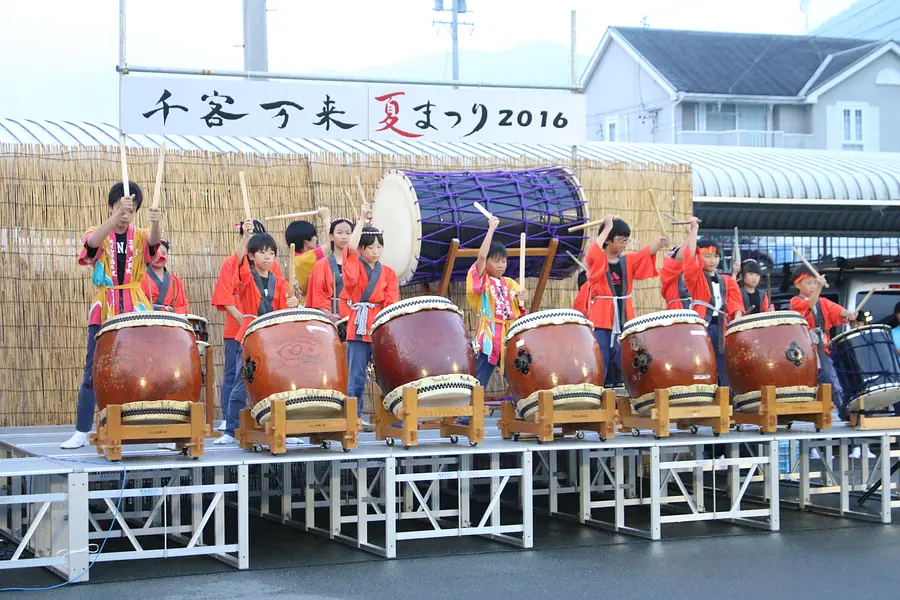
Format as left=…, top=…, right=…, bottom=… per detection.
left=0, top=144, right=691, bottom=427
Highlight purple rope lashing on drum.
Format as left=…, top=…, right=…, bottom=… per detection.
left=402, top=167, right=588, bottom=285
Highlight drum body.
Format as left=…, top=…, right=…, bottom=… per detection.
left=241, top=309, right=348, bottom=425
left=725, top=311, right=818, bottom=413
left=372, top=168, right=588, bottom=285
left=371, top=297, right=477, bottom=417
left=831, top=325, right=900, bottom=412
left=186, top=314, right=209, bottom=358
left=503, top=309, right=604, bottom=421
left=619, top=310, right=718, bottom=415
left=93, top=312, right=201, bottom=424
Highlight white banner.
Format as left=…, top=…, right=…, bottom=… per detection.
left=121, top=76, right=586, bottom=145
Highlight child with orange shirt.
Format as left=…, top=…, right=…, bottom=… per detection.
left=341, top=203, right=400, bottom=425
left=142, top=240, right=189, bottom=313
left=306, top=217, right=354, bottom=321
left=659, top=217, right=700, bottom=310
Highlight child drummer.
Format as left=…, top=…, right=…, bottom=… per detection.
left=306, top=217, right=355, bottom=322
left=585, top=215, right=667, bottom=386
left=210, top=220, right=281, bottom=432
left=214, top=221, right=299, bottom=445
left=142, top=240, right=189, bottom=313
left=61, top=182, right=163, bottom=449
left=660, top=217, right=700, bottom=310
left=341, top=202, right=400, bottom=429
left=683, top=234, right=745, bottom=386
left=285, top=207, right=331, bottom=305
left=466, top=215, right=529, bottom=391
left=738, top=259, right=772, bottom=315
left=791, top=265, right=856, bottom=420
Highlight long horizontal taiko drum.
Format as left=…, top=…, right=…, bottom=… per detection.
left=725, top=311, right=818, bottom=413
left=503, top=309, right=605, bottom=421
left=830, top=324, right=900, bottom=412
left=619, top=310, right=718, bottom=416
left=371, top=297, right=478, bottom=417
left=241, top=308, right=349, bottom=425
left=93, top=312, right=202, bottom=425
left=372, top=167, right=589, bottom=285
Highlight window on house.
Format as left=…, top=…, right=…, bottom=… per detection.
left=842, top=107, right=864, bottom=151
left=705, top=103, right=736, bottom=131
left=605, top=117, right=618, bottom=142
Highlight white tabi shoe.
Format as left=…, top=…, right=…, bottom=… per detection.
left=60, top=431, right=90, bottom=450
left=285, top=437, right=303, bottom=446
left=157, top=443, right=178, bottom=451
left=213, top=434, right=236, bottom=446
left=216, top=421, right=226, bottom=432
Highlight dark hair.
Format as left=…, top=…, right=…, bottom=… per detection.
left=895, top=301, right=900, bottom=314
left=108, top=182, right=143, bottom=210
left=855, top=311, right=871, bottom=323
left=285, top=220, right=317, bottom=249
left=487, top=241, right=507, bottom=260
left=791, top=264, right=815, bottom=284
left=248, top=233, right=278, bottom=256
left=359, top=226, right=384, bottom=249
left=740, top=258, right=761, bottom=276
left=159, top=239, right=170, bottom=250
left=577, top=271, right=587, bottom=288
left=598, top=218, right=630, bottom=248
left=697, top=238, right=720, bottom=254
left=238, top=219, right=266, bottom=236
left=328, top=218, right=354, bottom=251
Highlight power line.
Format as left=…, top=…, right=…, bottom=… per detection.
left=852, top=14, right=900, bottom=40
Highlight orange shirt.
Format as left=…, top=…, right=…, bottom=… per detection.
left=141, top=270, right=189, bottom=314
left=307, top=255, right=350, bottom=319
left=660, top=254, right=685, bottom=310
left=233, top=255, right=290, bottom=343
left=790, top=295, right=847, bottom=353
left=339, top=246, right=400, bottom=343
left=584, top=243, right=658, bottom=330
left=682, top=249, right=744, bottom=321
left=573, top=281, right=589, bottom=317
left=212, top=255, right=283, bottom=339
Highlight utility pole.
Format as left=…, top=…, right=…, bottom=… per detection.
left=243, top=0, right=269, bottom=72
left=433, top=0, right=472, bottom=82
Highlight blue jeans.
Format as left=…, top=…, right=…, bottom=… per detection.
left=593, top=329, right=623, bottom=387
left=818, top=352, right=847, bottom=418
left=347, top=340, right=372, bottom=417
left=708, top=321, right=728, bottom=388
left=225, top=351, right=249, bottom=437
left=220, top=338, right=241, bottom=423
left=75, top=324, right=101, bottom=433
left=476, top=352, right=496, bottom=388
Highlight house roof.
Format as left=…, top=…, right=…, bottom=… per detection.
left=2, top=118, right=900, bottom=230
left=602, top=26, right=889, bottom=97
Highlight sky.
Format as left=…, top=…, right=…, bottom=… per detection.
left=0, top=0, right=859, bottom=123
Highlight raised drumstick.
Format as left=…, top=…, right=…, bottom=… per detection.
left=238, top=171, right=252, bottom=221
left=647, top=189, right=669, bottom=237
left=288, top=243, right=297, bottom=293
left=119, top=135, right=130, bottom=197
left=473, top=202, right=492, bottom=219
left=151, top=140, right=167, bottom=210
left=265, top=209, right=320, bottom=222
left=356, top=175, right=367, bottom=206
left=856, top=289, right=876, bottom=313
left=519, top=232, right=526, bottom=290
left=566, top=250, right=588, bottom=272
left=792, top=246, right=830, bottom=288
left=568, top=218, right=605, bottom=233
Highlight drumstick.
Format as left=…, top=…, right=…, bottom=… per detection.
left=356, top=175, right=367, bottom=206
left=151, top=140, right=167, bottom=210
left=647, top=189, right=669, bottom=237
left=856, top=289, right=876, bottom=313
left=792, top=246, right=830, bottom=288
left=519, top=232, right=526, bottom=290
left=288, top=243, right=297, bottom=294
left=119, top=135, right=130, bottom=198
left=568, top=218, right=605, bottom=233
left=566, top=250, right=588, bottom=272
left=473, top=202, right=492, bottom=219
left=238, top=171, right=252, bottom=221
left=264, top=209, right=319, bottom=222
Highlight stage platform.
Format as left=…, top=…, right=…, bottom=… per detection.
left=2, top=421, right=898, bottom=584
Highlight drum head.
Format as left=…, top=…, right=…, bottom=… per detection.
left=620, top=310, right=706, bottom=340
left=244, top=308, right=335, bottom=338
left=505, top=309, right=591, bottom=343
left=97, top=311, right=192, bottom=337
left=831, top=324, right=893, bottom=347
left=372, top=170, right=422, bottom=285
left=726, top=310, right=806, bottom=337
left=370, top=296, right=462, bottom=334
left=185, top=314, right=209, bottom=325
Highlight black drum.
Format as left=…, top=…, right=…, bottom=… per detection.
left=830, top=325, right=900, bottom=412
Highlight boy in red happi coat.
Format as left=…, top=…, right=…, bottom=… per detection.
left=142, top=240, right=189, bottom=313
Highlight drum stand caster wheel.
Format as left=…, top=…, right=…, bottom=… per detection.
left=690, top=425, right=699, bottom=435
left=386, top=438, right=395, bottom=447
left=450, top=435, right=459, bottom=445
left=713, top=431, right=721, bottom=437
left=653, top=435, right=662, bottom=440
left=469, top=441, right=478, bottom=447
left=536, top=437, right=544, bottom=445
left=513, top=433, right=521, bottom=442
left=786, top=422, right=793, bottom=430
left=599, top=435, right=606, bottom=442
left=403, top=444, right=411, bottom=450
left=321, top=441, right=331, bottom=450
left=815, top=427, right=822, bottom=433
left=342, top=447, right=352, bottom=453
left=632, top=428, right=640, bottom=437
left=181, top=447, right=189, bottom=457
left=734, top=424, right=744, bottom=432
left=252, top=444, right=264, bottom=453
left=575, top=431, right=585, bottom=440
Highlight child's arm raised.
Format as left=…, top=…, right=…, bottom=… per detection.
left=234, top=219, right=254, bottom=262
left=347, top=202, right=371, bottom=254
left=592, top=214, right=615, bottom=250
left=475, top=215, right=500, bottom=279
left=317, top=206, right=332, bottom=257
left=147, top=206, right=163, bottom=247
left=87, top=195, right=132, bottom=248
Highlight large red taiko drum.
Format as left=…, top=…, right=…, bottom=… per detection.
left=619, top=310, right=718, bottom=415
left=241, top=308, right=348, bottom=425
left=371, top=296, right=477, bottom=417
left=93, top=312, right=201, bottom=424
left=725, top=311, right=818, bottom=413
left=503, top=309, right=604, bottom=421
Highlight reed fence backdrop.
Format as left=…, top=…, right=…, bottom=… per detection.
left=0, top=144, right=692, bottom=427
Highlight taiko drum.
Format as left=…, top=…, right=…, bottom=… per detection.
left=725, top=311, right=818, bottom=412
left=619, top=310, right=718, bottom=415
left=370, top=297, right=477, bottom=417
left=93, top=312, right=201, bottom=422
